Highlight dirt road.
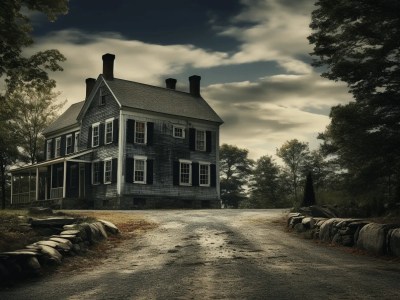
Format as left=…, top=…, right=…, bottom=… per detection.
left=1, top=209, right=400, bottom=299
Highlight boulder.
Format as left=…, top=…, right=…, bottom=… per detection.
left=37, top=245, right=62, bottom=265
left=50, top=237, right=73, bottom=247
left=319, top=218, right=343, bottom=242
left=88, top=222, right=108, bottom=243
left=289, top=216, right=304, bottom=228
left=388, top=228, right=400, bottom=257
left=28, top=207, right=53, bottom=215
left=30, top=217, right=78, bottom=227
left=99, top=219, right=119, bottom=235
left=302, top=217, right=315, bottom=229
left=356, top=223, right=397, bottom=255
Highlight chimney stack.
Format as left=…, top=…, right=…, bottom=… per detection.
left=165, top=78, right=177, bottom=90
left=102, top=53, right=115, bottom=80
left=189, top=75, right=201, bottom=97
left=85, top=78, right=96, bottom=99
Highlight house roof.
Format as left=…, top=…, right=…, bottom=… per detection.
left=43, top=101, right=84, bottom=135
left=104, top=77, right=223, bottom=124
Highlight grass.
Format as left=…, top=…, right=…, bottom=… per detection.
left=0, top=209, right=157, bottom=276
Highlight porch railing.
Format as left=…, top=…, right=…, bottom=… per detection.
left=50, top=187, right=63, bottom=199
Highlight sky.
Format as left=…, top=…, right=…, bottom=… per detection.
left=27, top=0, right=352, bottom=159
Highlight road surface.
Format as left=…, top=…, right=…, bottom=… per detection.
left=1, top=209, right=400, bottom=299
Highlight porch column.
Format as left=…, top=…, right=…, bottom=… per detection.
left=35, top=167, right=39, bottom=201
left=63, top=160, right=67, bottom=198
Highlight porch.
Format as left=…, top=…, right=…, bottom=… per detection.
left=10, top=150, right=93, bottom=208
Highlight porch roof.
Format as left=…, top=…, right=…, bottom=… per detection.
left=11, top=149, right=93, bottom=175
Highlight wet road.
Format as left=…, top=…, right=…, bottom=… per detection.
left=1, top=209, right=400, bottom=299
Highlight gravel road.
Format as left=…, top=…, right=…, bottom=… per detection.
left=1, top=209, right=400, bottom=300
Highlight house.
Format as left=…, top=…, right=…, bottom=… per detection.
left=10, top=53, right=223, bottom=209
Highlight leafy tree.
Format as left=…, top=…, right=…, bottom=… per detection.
left=0, top=0, right=68, bottom=96
left=6, top=83, right=65, bottom=164
left=302, top=172, right=316, bottom=207
left=276, top=139, right=310, bottom=204
left=249, top=155, right=287, bottom=208
left=219, top=144, right=253, bottom=208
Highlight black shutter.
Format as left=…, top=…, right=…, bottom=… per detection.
left=87, top=127, right=92, bottom=148
left=126, top=119, right=135, bottom=143
left=99, top=161, right=104, bottom=184
left=52, top=139, right=55, bottom=158
left=71, top=132, right=75, bottom=154
left=173, top=161, right=180, bottom=186
left=112, top=158, right=118, bottom=183
left=99, top=123, right=105, bottom=146
left=206, top=131, right=212, bottom=153
left=125, top=157, right=133, bottom=183
left=189, top=128, right=196, bottom=150
left=60, top=135, right=66, bottom=156
left=210, top=164, right=217, bottom=187
left=192, top=162, right=199, bottom=186
left=113, top=119, right=119, bottom=144
left=146, top=159, right=153, bottom=185
left=147, top=122, right=154, bottom=146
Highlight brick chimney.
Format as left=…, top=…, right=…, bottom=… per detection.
left=85, top=78, right=96, bottom=99
left=165, top=78, right=177, bottom=90
left=102, top=53, right=115, bottom=80
left=189, top=75, right=201, bottom=97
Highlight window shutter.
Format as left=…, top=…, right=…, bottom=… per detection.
left=71, top=132, right=75, bottom=153
left=210, top=164, right=217, bottom=187
left=147, top=122, right=154, bottom=146
left=99, top=123, right=105, bottom=146
left=60, top=135, right=66, bottom=156
left=206, top=131, right=212, bottom=153
left=192, top=162, right=199, bottom=186
left=51, top=139, right=55, bottom=158
left=173, top=161, right=180, bottom=185
left=112, top=158, right=118, bottom=183
left=146, top=159, right=153, bottom=185
left=189, top=128, right=196, bottom=150
left=126, top=119, right=135, bottom=143
left=99, top=161, right=104, bottom=184
left=113, top=119, right=119, bottom=144
left=125, top=157, right=133, bottom=183
left=87, top=127, right=92, bottom=148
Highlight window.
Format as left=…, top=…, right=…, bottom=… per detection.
left=199, top=163, right=210, bottom=186
left=99, top=90, right=106, bottom=105
left=92, top=123, right=100, bottom=147
left=92, top=161, right=101, bottom=185
left=46, top=140, right=52, bottom=160
left=105, top=118, right=113, bottom=144
left=134, top=157, right=146, bottom=184
left=173, top=126, right=185, bottom=139
left=196, top=130, right=206, bottom=151
left=180, top=160, right=192, bottom=186
left=74, top=132, right=80, bottom=152
left=66, top=134, right=72, bottom=155
left=135, top=121, right=146, bottom=144
left=104, top=159, right=112, bottom=184
left=55, top=137, right=61, bottom=158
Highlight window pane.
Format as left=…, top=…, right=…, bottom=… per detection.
left=105, top=160, right=112, bottom=183
left=196, top=130, right=205, bottom=151
left=180, top=162, right=191, bottom=184
left=105, top=121, right=113, bottom=144
left=93, top=125, right=99, bottom=146
left=200, top=164, right=209, bottom=185
left=134, top=159, right=145, bottom=182
left=93, top=162, right=100, bottom=184
left=135, top=122, right=145, bottom=144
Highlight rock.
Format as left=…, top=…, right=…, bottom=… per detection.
left=388, top=228, right=400, bottom=257
left=63, top=224, right=78, bottom=230
left=30, top=217, right=78, bottom=227
left=58, top=234, right=83, bottom=243
left=303, top=230, right=315, bottom=239
left=319, top=218, right=342, bottom=242
left=35, top=240, right=60, bottom=248
left=302, top=217, right=315, bottom=229
left=1, top=250, right=39, bottom=257
left=60, top=229, right=81, bottom=236
left=88, top=222, right=108, bottom=243
left=342, top=235, right=354, bottom=247
left=99, top=219, right=119, bottom=235
left=50, top=237, right=73, bottom=247
left=37, top=245, right=62, bottom=265
left=289, top=216, right=304, bottom=228
left=294, top=223, right=306, bottom=233
left=28, top=207, right=53, bottom=215
left=356, top=223, right=397, bottom=255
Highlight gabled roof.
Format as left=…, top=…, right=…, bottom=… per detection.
left=43, top=101, right=84, bottom=135
left=104, top=77, right=223, bottom=124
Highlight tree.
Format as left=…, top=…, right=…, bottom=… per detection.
left=249, top=156, right=287, bottom=208
left=302, top=172, right=316, bottom=207
left=219, top=144, right=253, bottom=208
left=276, top=139, right=310, bottom=204
left=6, top=83, right=65, bottom=164
left=308, top=0, right=400, bottom=205
left=0, top=0, right=68, bottom=96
